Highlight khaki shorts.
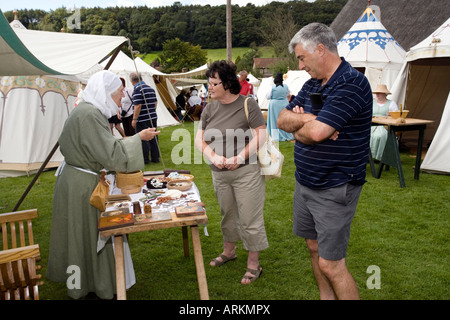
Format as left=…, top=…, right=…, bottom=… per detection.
left=211, top=164, right=268, bottom=252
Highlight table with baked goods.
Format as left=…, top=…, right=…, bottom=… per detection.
left=370, top=116, right=434, bottom=188
left=99, top=171, right=209, bottom=300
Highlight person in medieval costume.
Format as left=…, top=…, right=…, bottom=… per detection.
left=47, top=70, right=159, bottom=299
left=370, top=84, right=399, bottom=160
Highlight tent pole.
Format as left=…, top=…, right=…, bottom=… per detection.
left=104, top=45, right=123, bottom=70
left=13, top=142, right=59, bottom=211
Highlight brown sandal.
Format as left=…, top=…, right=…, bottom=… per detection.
left=210, top=253, right=237, bottom=267
left=241, top=265, right=262, bottom=284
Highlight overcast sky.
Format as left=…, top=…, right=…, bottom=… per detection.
left=2, top=0, right=315, bottom=12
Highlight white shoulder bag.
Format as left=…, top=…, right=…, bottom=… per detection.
left=244, top=98, right=284, bottom=180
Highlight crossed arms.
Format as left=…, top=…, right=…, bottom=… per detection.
left=277, top=106, right=338, bottom=144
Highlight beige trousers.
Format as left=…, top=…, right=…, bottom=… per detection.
left=211, top=164, right=268, bottom=252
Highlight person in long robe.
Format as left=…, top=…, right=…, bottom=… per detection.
left=370, top=84, right=399, bottom=160
left=266, top=72, right=294, bottom=141
left=47, top=70, right=159, bottom=299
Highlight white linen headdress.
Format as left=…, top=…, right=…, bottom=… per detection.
left=82, top=70, right=122, bottom=118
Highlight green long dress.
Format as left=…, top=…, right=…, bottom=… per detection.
left=47, top=102, right=144, bottom=299
left=370, top=100, right=392, bottom=160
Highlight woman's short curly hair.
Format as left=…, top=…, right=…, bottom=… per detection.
left=206, top=60, right=241, bottom=95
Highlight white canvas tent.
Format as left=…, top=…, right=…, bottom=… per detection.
left=0, top=12, right=127, bottom=177
left=391, top=17, right=450, bottom=173
left=421, top=94, right=450, bottom=174
left=257, top=70, right=310, bottom=110
left=0, top=11, right=63, bottom=77
left=104, top=53, right=208, bottom=123
left=147, top=62, right=208, bottom=114
left=247, top=73, right=260, bottom=89
left=12, top=26, right=127, bottom=77
left=0, top=75, right=79, bottom=177
left=337, top=7, right=406, bottom=91
left=101, top=51, right=179, bottom=127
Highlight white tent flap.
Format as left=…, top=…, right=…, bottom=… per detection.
left=421, top=93, right=450, bottom=174
left=13, top=28, right=127, bottom=75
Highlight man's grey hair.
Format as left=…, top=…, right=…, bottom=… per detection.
left=130, top=72, right=143, bottom=83
left=289, top=23, right=338, bottom=54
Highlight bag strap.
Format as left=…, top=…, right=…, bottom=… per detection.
left=243, top=97, right=255, bottom=137
left=244, top=97, right=271, bottom=143
left=244, top=97, right=250, bottom=123
left=99, top=171, right=110, bottom=187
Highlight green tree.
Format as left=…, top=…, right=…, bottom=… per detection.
left=260, top=7, right=299, bottom=70
left=83, top=14, right=104, bottom=35
left=235, top=47, right=259, bottom=74
left=8, top=1, right=348, bottom=54
left=158, top=38, right=207, bottom=73
left=3, top=9, right=47, bottom=30
left=39, top=7, right=69, bottom=32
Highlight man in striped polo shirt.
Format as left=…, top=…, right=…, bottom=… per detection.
left=278, top=23, right=373, bottom=300
left=130, top=72, right=159, bottom=164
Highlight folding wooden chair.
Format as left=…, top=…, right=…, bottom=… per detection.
left=180, top=102, right=195, bottom=122
left=0, top=209, right=43, bottom=300
left=190, top=105, right=203, bottom=121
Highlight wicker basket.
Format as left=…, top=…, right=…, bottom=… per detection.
left=121, top=185, right=142, bottom=194
left=116, top=171, right=144, bottom=189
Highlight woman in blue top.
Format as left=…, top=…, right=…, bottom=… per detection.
left=266, top=72, right=294, bottom=141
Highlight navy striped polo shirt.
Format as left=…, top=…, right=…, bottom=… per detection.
left=286, top=58, right=373, bottom=189
left=132, top=81, right=158, bottom=122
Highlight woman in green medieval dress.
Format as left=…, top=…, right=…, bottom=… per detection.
left=47, top=71, right=159, bottom=299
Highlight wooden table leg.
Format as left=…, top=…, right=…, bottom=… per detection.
left=113, top=235, right=127, bottom=300
left=182, top=226, right=189, bottom=257
left=414, top=127, right=425, bottom=180
left=190, top=226, right=209, bottom=300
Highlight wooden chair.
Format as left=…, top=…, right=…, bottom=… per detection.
left=0, top=245, right=41, bottom=300
left=0, top=209, right=43, bottom=300
left=181, top=102, right=203, bottom=122
left=190, top=105, right=203, bottom=121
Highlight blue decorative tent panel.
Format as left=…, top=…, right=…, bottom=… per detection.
left=337, top=7, right=406, bottom=65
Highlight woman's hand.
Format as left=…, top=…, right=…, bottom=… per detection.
left=224, top=155, right=244, bottom=171
left=139, top=127, right=160, bottom=141
left=210, top=154, right=227, bottom=170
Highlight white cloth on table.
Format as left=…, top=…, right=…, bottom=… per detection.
left=97, top=174, right=209, bottom=290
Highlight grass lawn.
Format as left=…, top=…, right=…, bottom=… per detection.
left=1, top=121, right=449, bottom=301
